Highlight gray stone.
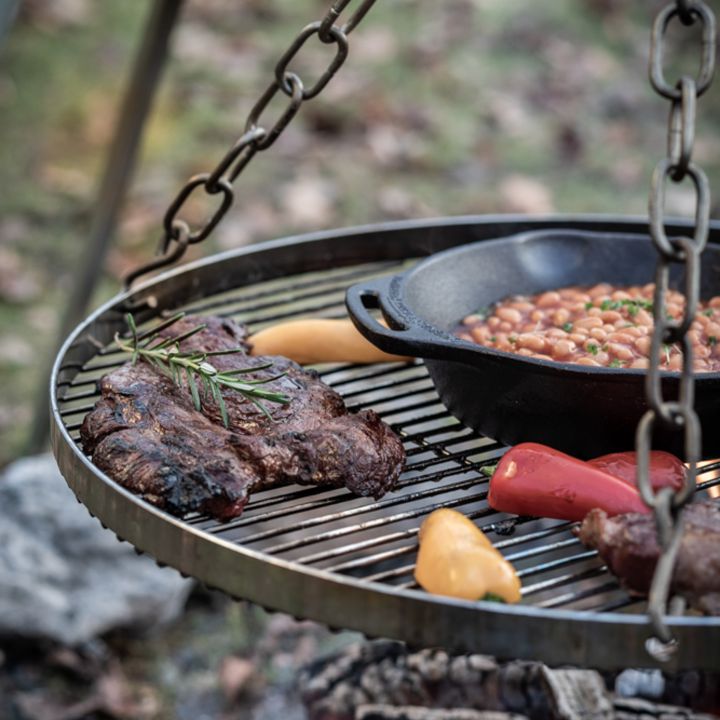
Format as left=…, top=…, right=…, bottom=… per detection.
left=0, top=454, right=192, bottom=645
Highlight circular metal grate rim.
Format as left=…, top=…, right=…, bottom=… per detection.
left=51, top=215, right=720, bottom=671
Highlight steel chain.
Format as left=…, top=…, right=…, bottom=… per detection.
left=640, top=0, right=715, bottom=660
left=124, top=0, right=378, bottom=289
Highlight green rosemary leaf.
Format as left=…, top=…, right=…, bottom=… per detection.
left=199, top=373, right=210, bottom=398
left=146, top=336, right=175, bottom=351
left=116, top=314, right=290, bottom=419
left=127, top=313, right=138, bottom=337
left=217, top=363, right=275, bottom=376
left=210, top=378, right=222, bottom=404
left=171, top=362, right=181, bottom=387
left=203, top=347, right=248, bottom=357
left=185, top=367, right=201, bottom=411
left=163, top=323, right=208, bottom=347
left=243, top=373, right=286, bottom=385
left=134, top=312, right=186, bottom=344
left=217, top=390, right=229, bottom=428
left=251, top=397, right=275, bottom=421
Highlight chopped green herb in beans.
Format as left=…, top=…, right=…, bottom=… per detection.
left=455, top=283, right=720, bottom=372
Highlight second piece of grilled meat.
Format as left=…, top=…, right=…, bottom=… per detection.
left=80, top=316, right=405, bottom=520
left=578, top=500, right=720, bottom=615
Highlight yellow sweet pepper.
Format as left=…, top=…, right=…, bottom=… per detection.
left=414, top=508, right=521, bottom=603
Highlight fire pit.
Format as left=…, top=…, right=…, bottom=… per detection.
left=50, top=215, right=720, bottom=673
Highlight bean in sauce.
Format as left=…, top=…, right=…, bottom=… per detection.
left=455, top=283, right=720, bottom=372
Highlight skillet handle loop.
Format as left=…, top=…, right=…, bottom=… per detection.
left=346, top=275, right=451, bottom=360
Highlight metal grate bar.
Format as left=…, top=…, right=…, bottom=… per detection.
left=339, top=372, right=431, bottom=400
left=505, top=537, right=581, bottom=564
left=240, top=486, right=490, bottom=548
left=591, top=596, right=644, bottom=613
left=327, top=543, right=417, bottom=574
left=60, top=403, right=96, bottom=418
left=521, top=567, right=608, bottom=597
left=227, top=299, right=348, bottom=327
left=321, top=362, right=425, bottom=388
left=399, top=423, right=473, bottom=445
left=516, top=550, right=599, bottom=579
left=494, top=522, right=575, bottom=550
left=299, top=527, right=420, bottom=566
left=262, top=496, right=495, bottom=556
left=210, top=467, right=480, bottom=535
left=300, top=513, right=540, bottom=568
left=364, top=562, right=416, bottom=584
left=347, top=382, right=436, bottom=412
left=324, top=519, right=577, bottom=580
left=180, top=262, right=399, bottom=318
left=367, top=397, right=446, bottom=419
left=538, top=581, right=620, bottom=609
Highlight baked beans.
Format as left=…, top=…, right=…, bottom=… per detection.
left=455, top=283, right=720, bottom=372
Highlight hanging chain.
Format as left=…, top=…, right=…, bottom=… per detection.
left=638, top=0, right=715, bottom=661
left=124, top=0, right=378, bottom=289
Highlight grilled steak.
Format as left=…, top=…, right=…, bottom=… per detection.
left=80, top=316, right=405, bottom=520
left=578, top=500, right=720, bottom=614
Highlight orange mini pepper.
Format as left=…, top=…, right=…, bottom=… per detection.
left=415, top=508, right=521, bottom=603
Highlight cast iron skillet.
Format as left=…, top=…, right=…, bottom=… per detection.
left=346, top=229, right=720, bottom=458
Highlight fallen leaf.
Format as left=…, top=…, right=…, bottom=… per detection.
left=0, top=335, right=34, bottom=365
left=498, top=175, right=555, bottom=215
left=377, top=186, right=433, bottom=219
left=219, top=656, right=258, bottom=703
left=20, top=0, right=93, bottom=30
left=280, top=176, right=335, bottom=229
left=0, top=247, right=41, bottom=303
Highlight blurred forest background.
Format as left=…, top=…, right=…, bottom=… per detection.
left=1, top=0, right=719, bottom=465
left=0, top=1, right=719, bottom=718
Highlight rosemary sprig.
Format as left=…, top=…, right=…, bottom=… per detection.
left=115, top=313, right=289, bottom=427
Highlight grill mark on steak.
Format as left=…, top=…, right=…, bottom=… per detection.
left=578, top=500, right=720, bottom=615
left=80, top=316, right=405, bottom=520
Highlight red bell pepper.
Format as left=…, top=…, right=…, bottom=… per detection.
left=587, top=450, right=685, bottom=493
left=487, top=443, right=654, bottom=522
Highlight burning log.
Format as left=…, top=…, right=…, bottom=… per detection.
left=299, top=641, right=718, bottom=720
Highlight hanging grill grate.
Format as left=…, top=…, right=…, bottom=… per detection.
left=50, top=216, right=720, bottom=672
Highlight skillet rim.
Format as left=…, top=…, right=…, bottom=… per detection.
left=377, top=228, right=720, bottom=382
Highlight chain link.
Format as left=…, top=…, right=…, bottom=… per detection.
left=124, top=0, right=378, bottom=290
left=640, top=0, right=715, bottom=661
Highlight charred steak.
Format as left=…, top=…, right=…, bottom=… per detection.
left=578, top=500, right=720, bottom=615
left=80, top=316, right=405, bottom=520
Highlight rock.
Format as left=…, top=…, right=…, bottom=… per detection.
left=0, top=454, right=192, bottom=646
